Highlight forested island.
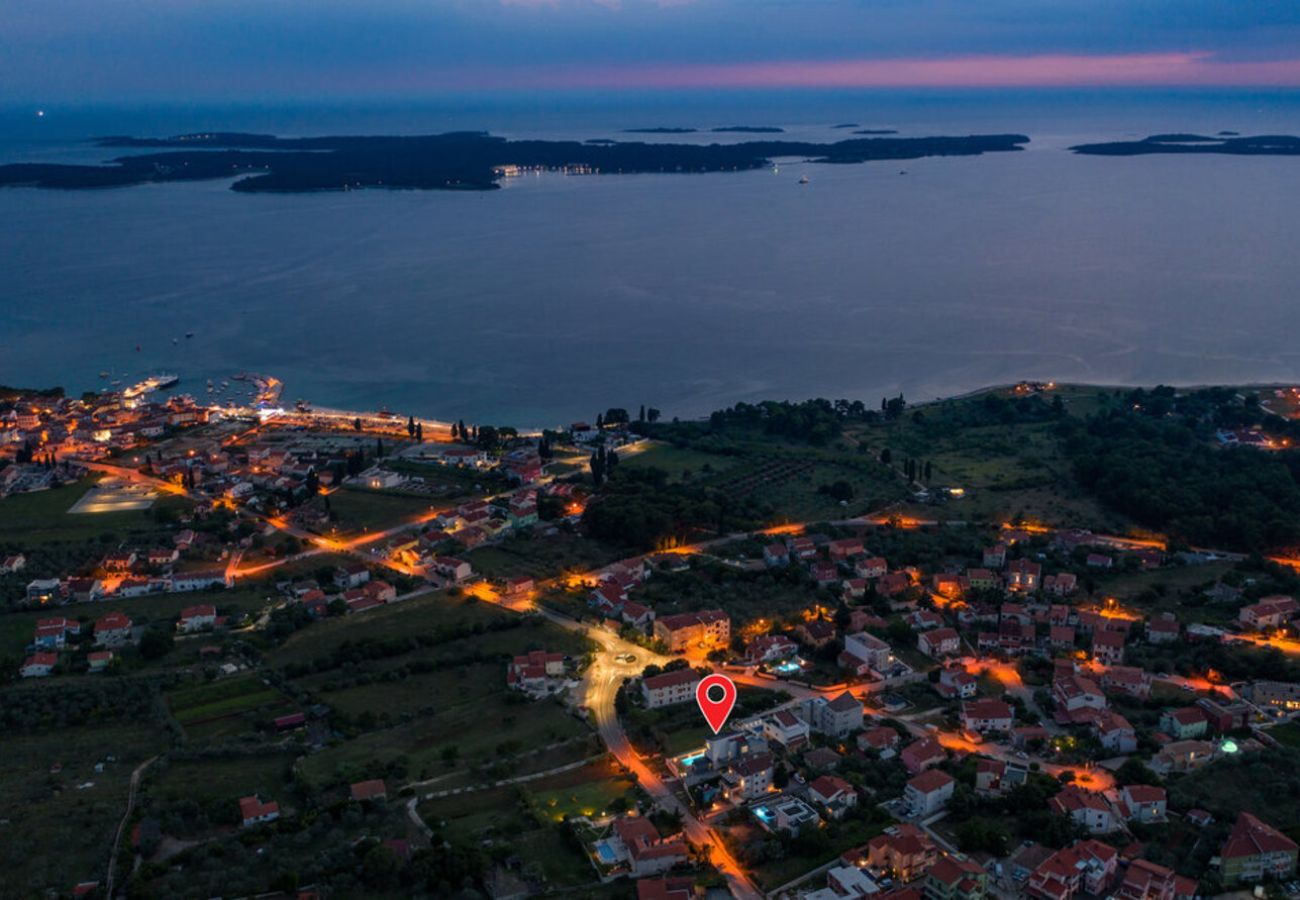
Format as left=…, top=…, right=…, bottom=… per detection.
left=0, top=130, right=1029, bottom=193
left=1071, top=133, right=1300, bottom=155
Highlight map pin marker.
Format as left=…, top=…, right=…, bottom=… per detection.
left=696, top=673, right=738, bottom=734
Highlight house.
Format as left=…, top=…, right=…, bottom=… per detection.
left=94, top=612, right=133, bottom=647
left=937, top=665, right=978, bottom=700
left=961, top=698, right=1014, bottom=734
left=857, top=557, right=889, bottom=579
left=636, top=876, right=697, bottom=900
left=828, top=538, right=865, bottom=560
left=910, top=609, right=944, bottom=631
left=177, top=604, right=217, bottom=633
left=1146, top=613, right=1180, bottom=644
left=608, top=816, right=689, bottom=876
left=67, top=578, right=105, bottom=603
left=974, top=758, right=1009, bottom=796
left=933, top=574, right=963, bottom=600
left=1239, top=596, right=1298, bottom=631
left=1091, top=710, right=1137, bottom=754
left=1092, top=629, right=1126, bottom=664
left=274, top=712, right=306, bottom=731
left=852, top=823, right=937, bottom=883
left=1219, top=812, right=1299, bottom=885
left=641, top=668, right=701, bottom=709
left=1043, top=573, right=1078, bottom=597
left=805, top=746, right=842, bottom=771
left=810, top=562, right=840, bottom=586
left=433, top=557, right=473, bottom=583
left=808, top=774, right=858, bottom=818
left=146, top=547, right=178, bottom=566
left=1050, top=626, right=1076, bottom=650
left=26, top=578, right=62, bottom=604
left=924, top=854, right=987, bottom=900
left=87, top=650, right=113, bottom=672
left=361, top=467, right=404, bottom=490
left=721, top=753, right=774, bottom=801
left=982, top=545, right=1007, bottom=568
left=653, top=609, right=730, bottom=653
left=818, top=865, right=880, bottom=899
left=1196, top=696, right=1252, bottom=733
left=763, top=543, right=790, bottom=567
left=1115, top=859, right=1193, bottom=900
left=1006, top=559, right=1041, bottom=592
left=335, top=563, right=371, bottom=589
left=1, top=553, right=27, bottom=573
left=1151, top=740, right=1218, bottom=775
left=350, top=779, right=387, bottom=802
left=20, top=651, right=58, bottom=678
left=747, top=634, right=798, bottom=664
left=507, top=650, right=566, bottom=692
left=1100, top=666, right=1152, bottom=699
left=858, top=726, right=901, bottom=759
left=169, top=570, right=232, bottom=592
left=504, top=575, right=534, bottom=597
left=904, top=769, right=955, bottom=817
left=1027, top=840, right=1117, bottom=900
left=763, top=708, right=812, bottom=749
left=102, top=550, right=138, bottom=572
left=877, top=571, right=911, bottom=597
left=966, top=568, right=999, bottom=591
left=239, top=795, right=280, bottom=827
left=1116, top=785, right=1166, bottom=824
left=797, top=619, right=838, bottom=648
left=1159, top=707, right=1208, bottom=740
left=843, top=631, right=893, bottom=674
left=1053, top=674, right=1106, bottom=720
left=753, top=795, right=820, bottom=834
left=1241, top=680, right=1300, bottom=711
left=1085, top=553, right=1113, bottom=569
left=1049, top=786, right=1116, bottom=834
left=900, top=738, right=946, bottom=775
left=807, top=692, right=865, bottom=737
left=34, top=617, right=77, bottom=650
left=917, top=627, right=960, bottom=658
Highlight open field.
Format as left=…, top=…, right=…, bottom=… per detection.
left=468, top=533, right=625, bottom=582
left=620, top=442, right=741, bottom=482
left=310, top=486, right=434, bottom=534
left=526, top=758, right=636, bottom=822
left=0, top=477, right=190, bottom=547
left=144, top=751, right=298, bottom=808
left=0, top=723, right=164, bottom=896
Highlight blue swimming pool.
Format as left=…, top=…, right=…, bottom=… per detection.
left=595, top=842, right=618, bottom=863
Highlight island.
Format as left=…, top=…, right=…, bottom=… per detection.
left=854, top=128, right=899, bottom=135
left=0, top=130, right=1031, bottom=193
left=710, top=125, right=785, bottom=133
left=1071, top=133, right=1300, bottom=155
left=622, top=126, right=697, bottom=134
left=831, top=122, right=859, bottom=129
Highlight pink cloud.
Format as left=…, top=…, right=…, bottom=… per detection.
left=504, top=53, right=1300, bottom=89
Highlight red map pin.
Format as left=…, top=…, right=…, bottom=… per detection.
left=696, top=673, right=738, bottom=734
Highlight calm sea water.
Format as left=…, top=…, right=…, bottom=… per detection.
left=3, top=90, right=1300, bottom=427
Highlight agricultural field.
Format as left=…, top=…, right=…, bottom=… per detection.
left=166, top=674, right=295, bottom=739
left=0, top=722, right=165, bottom=896
left=620, top=442, right=740, bottom=482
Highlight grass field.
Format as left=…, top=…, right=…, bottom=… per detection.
left=621, top=442, right=740, bottom=482
left=0, top=723, right=164, bottom=895
left=0, top=477, right=190, bottom=547
left=526, top=758, right=637, bottom=822
left=468, top=533, right=624, bottom=582
left=144, top=752, right=298, bottom=807
left=312, top=486, right=434, bottom=534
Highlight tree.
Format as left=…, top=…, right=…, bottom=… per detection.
left=376, top=438, right=384, bottom=458
left=924, top=461, right=933, bottom=482
left=880, top=448, right=892, bottom=465
left=407, top=415, right=416, bottom=437
left=415, top=422, right=423, bottom=442
left=304, top=469, right=320, bottom=497
left=353, top=417, right=362, bottom=432
left=361, top=845, right=402, bottom=889
left=647, top=408, right=661, bottom=423
left=139, top=627, right=174, bottom=660
left=639, top=405, right=646, bottom=422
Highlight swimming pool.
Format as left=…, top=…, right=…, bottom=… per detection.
left=595, top=842, right=618, bottom=863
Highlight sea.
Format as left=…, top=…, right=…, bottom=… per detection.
left=3, top=88, right=1300, bottom=427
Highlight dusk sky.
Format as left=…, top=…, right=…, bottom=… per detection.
left=5, top=0, right=1300, bottom=101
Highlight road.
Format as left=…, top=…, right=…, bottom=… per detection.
left=105, top=755, right=158, bottom=897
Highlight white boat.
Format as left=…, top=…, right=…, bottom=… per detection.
left=798, top=175, right=809, bottom=184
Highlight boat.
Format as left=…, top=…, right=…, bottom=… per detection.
left=798, top=175, right=809, bottom=185
left=99, top=371, right=109, bottom=379
left=185, top=332, right=194, bottom=338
